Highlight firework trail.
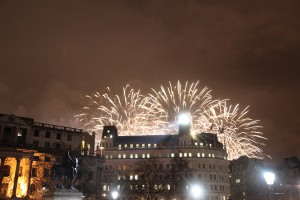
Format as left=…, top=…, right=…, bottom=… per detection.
left=76, top=81, right=267, bottom=160
left=149, top=81, right=217, bottom=134
left=200, top=101, right=266, bottom=160
left=75, top=85, right=167, bottom=136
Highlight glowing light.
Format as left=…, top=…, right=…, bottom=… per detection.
left=264, top=172, right=275, bottom=185
left=177, top=113, right=191, bottom=125
left=111, top=191, right=119, bottom=199
left=190, top=184, right=203, bottom=199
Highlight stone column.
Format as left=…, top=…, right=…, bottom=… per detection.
left=26, top=159, right=33, bottom=197
left=11, top=157, right=21, bottom=198
left=0, top=157, right=7, bottom=193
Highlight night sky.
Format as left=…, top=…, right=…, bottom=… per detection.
left=0, top=0, right=299, bottom=163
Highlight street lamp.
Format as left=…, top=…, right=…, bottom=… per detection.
left=111, top=190, right=118, bottom=200
left=263, top=172, right=275, bottom=200
left=189, top=184, right=202, bottom=199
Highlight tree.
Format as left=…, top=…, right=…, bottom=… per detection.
left=118, top=157, right=189, bottom=200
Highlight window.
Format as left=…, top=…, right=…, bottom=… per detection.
left=142, top=154, right=145, bottom=158
left=118, top=144, right=122, bottom=149
left=32, top=168, right=37, bottom=177
left=184, top=153, right=187, bottom=157
left=56, top=133, right=61, bottom=140
left=118, top=154, right=121, bottom=159
left=124, top=144, right=128, bottom=148
left=44, top=168, right=49, bottom=178
left=135, top=154, right=138, bottom=158
left=189, top=153, right=192, bottom=157
left=55, top=143, right=61, bottom=150
left=45, top=142, right=50, bottom=148
left=33, top=141, right=38, bottom=148
left=130, top=154, right=133, bottom=159
left=136, top=144, right=139, bottom=148
left=171, top=153, right=175, bottom=157
left=148, top=144, right=151, bottom=148
left=135, top=175, right=138, bottom=180
left=179, top=153, right=182, bottom=157
left=67, top=135, right=72, bottom=141
left=202, top=153, right=205, bottom=157
left=197, top=153, right=200, bottom=157
left=130, top=144, right=133, bottom=148
left=146, top=154, right=150, bottom=158
left=34, top=130, right=39, bottom=137
left=142, top=144, right=145, bottom=148
left=236, top=179, right=240, bottom=183
left=123, top=154, right=126, bottom=159
left=3, top=165, right=10, bottom=177
left=45, top=131, right=51, bottom=138
left=45, top=156, right=51, bottom=162
left=154, top=143, right=157, bottom=148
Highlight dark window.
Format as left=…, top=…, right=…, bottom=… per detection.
left=88, top=171, right=93, bottom=180
left=67, top=135, right=72, bottom=141
left=34, top=130, right=39, bottom=137
left=45, top=156, right=51, bottom=162
left=33, top=141, right=38, bottom=148
left=56, top=133, right=61, bottom=140
left=45, top=131, right=51, bottom=138
left=56, top=143, right=61, bottom=150
left=45, top=142, right=50, bottom=148
left=33, top=156, right=39, bottom=161
left=44, top=168, right=49, bottom=178
left=32, top=168, right=37, bottom=177
left=3, top=165, right=10, bottom=177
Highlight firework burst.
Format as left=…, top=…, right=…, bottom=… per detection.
left=75, top=85, right=167, bottom=136
left=76, top=81, right=267, bottom=160
left=200, top=101, right=266, bottom=160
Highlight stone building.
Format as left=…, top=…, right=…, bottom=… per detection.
left=98, top=125, right=231, bottom=200
left=0, top=113, right=96, bottom=199
left=283, top=157, right=300, bottom=200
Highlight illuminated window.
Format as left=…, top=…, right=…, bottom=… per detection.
left=195, top=142, right=198, bottom=146
left=130, top=154, right=133, bottom=159
left=179, top=153, right=182, bottom=157
left=123, top=154, right=126, bottom=159
left=167, top=184, right=170, bottom=190
left=110, top=155, right=113, bottom=159
left=124, top=144, right=128, bottom=148
left=142, top=144, right=145, bottom=148
left=147, top=154, right=150, bottom=158
left=212, top=154, right=215, bottom=158
left=135, top=175, right=138, bottom=180
left=103, top=185, right=107, bottom=191
left=118, top=154, right=121, bottom=159
left=118, top=144, right=122, bottom=149
left=189, top=153, right=192, bottom=157
left=130, top=144, right=133, bottom=148
left=202, top=153, right=205, bottom=157
left=200, top=143, right=203, bottom=147
left=142, top=154, right=145, bottom=158
left=171, top=153, right=175, bottom=157
left=148, top=144, right=151, bottom=148
left=135, top=154, right=138, bottom=158
left=130, top=175, right=133, bottom=180
left=209, top=153, right=211, bottom=157
left=236, top=179, right=240, bottom=183
left=136, top=144, right=139, bottom=148
left=109, top=135, right=113, bottom=138
left=154, top=143, right=157, bottom=148
left=184, top=153, right=187, bottom=157
left=197, top=153, right=200, bottom=157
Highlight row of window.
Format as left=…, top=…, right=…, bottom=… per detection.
left=32, top=141, right=71, bottom=150
left=104, top=152, right=226, bottom=160
left=33, top=130, right=72, bottom=141
left=103, top=142, right=220, bottom=149
left=104, top=163, right=227, bottom=172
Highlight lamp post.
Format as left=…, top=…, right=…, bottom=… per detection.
left=111, top=190, right=119, bottom=200
left=263, top=172, right=275, bottom=200
left=189, top=184, right=202, bottom=200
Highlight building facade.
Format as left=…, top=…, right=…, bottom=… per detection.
left=98, top=125, right=231, bottom=200
left=0, top=113, right=96, bottom=199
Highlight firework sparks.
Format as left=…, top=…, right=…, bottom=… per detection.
left=76, top=81, right=267, bottom=160
left=200, top=101, right=266, bottom=160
